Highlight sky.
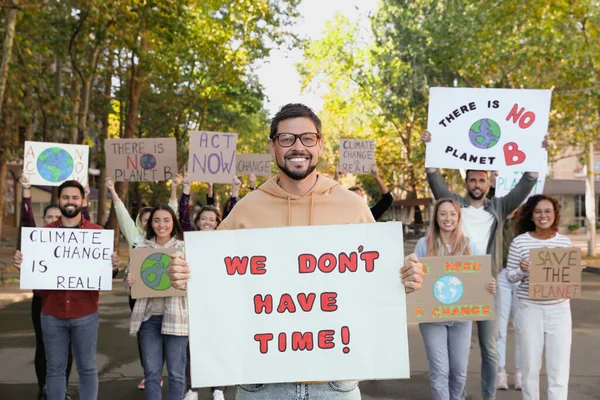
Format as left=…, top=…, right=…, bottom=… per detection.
left=255, top=0, right=379, bottom=118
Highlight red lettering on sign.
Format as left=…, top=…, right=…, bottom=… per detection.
left=503, top=142, right=526, bottom=166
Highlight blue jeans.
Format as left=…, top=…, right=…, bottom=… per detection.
left=41, top=311, right=99, bottom=400
left=139, top=315, right=188, bottom=400
left=236, top=382, right=360, bottom=400
left=462, top=319, right=499, bottom=400
left=420, top=321, right=472, bottom=400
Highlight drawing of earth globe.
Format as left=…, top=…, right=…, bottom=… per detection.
left=36, top=147, right=74, bottom=183
left=141, top=253, right=172, bottom=290
left=140, top=154, right=157, bottom=170
left=434, top=275, right=464, bottom=305
left=468, top=118, right=501, bottom=149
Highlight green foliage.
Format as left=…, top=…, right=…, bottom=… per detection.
left=0, top=0, right=300, bottom=207
left=299, top=0, right=600, bottom=201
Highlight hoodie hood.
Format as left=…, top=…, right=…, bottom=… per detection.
left=258, top=174, right=338, bottom=200
left=259, top=174, right=339, bottom=226
left=219, top=174, right=374, bottom=230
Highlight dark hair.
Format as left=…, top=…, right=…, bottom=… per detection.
left=145, top=204, right=183, bottom=240
left=348, top=186, right=363, bottom=193
left=43, top=204, right=60, bottom=217
left=515, top=194, right=561, bottom=235
left=194, top=205, right=222, bottom=229
left=465, top=170, right=489, bottom=180
left=57, top=180, right=84, bottom=198
left=269, top=103, right=322, bottom=139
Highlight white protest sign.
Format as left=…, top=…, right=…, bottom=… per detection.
left=339, top=139, right=375, bottom=174
left=426, top=88, right=551, bottom=171
left=185, top=222, right=409, bottom=388
left=23, top=141, right=89, bottom=186
left=20, top=227, right=114, bottom=291
left=236, top=154, right=271, bottom=176
left=187, top=131, right=238, bottom=183
left=496, top=152, right=547, bottom=200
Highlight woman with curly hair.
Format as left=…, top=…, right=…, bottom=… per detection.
left=506, top=194, right=584, bottom=400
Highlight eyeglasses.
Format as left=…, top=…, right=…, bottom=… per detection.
left=272, top=132, right=321, bottom=147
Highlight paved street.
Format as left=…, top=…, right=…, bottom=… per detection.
left=1, top=240, right=600, bottom=399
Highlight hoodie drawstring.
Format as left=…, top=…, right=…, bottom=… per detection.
left=287, top=196, right=291, bottom=226
left=286, top=192, right=315, bottom=226
left=310, top=192, right=314, bottom=226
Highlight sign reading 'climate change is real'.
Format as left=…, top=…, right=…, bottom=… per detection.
left=425, top=88, right=551, bottom=171
left=185, top=222, right=409, bottom=387
left=20, top=227, right=114, bottom=291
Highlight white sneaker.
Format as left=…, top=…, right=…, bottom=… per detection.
left=496, top=372, right=509, bottom=390
left=514, top=372, right=522, bottom=390
left=183, top=390, right=199, bottom=400
left=213, top=389, right=225, bottom=400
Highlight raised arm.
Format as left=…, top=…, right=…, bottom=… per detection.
left=106, top=177, right=139, bottom=246
left=206, top=182, right=215, bottom=206
left=19, top=175, right=36, bottom=228
left=82, top=184, right=91, bottom=221
left=179, top=172, right=193, bottom=232
left=168, top=174, right=181, bottom=214
left=370, top=164, right=394, bottom=220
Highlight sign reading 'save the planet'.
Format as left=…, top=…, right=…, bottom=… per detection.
left=425, top=88, right=551, bottom=171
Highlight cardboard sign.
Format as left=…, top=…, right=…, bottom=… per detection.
left=407, top=255, right=494, bottom=323
left=496, top=153, right=547, bottom=201
left=425, top=88, right=551, bottom=171
left=105, top=138, right=178, bottom=182
left=339, top=139, right=375, bottom=174
left=236, top=154, right=272, bottom=176
left=129, top=247, right=186, bottom=299
left=187, top=131, right=238, bottom=183
left=20, top=227, right=114, bottom=290
left=23, top=141, right=89, bottom=186
left=185, top=222, right=409, bottom=387
left=528, top=247, right=582, bottom=300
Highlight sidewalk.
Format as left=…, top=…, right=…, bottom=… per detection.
left=0, top=284, right=32, bottom=309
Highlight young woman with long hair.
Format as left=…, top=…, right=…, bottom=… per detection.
left=506, top=194, right=584, bottom=400
left=126, top=205, right=188, bottom=400
left=412, top=198, right=496, bottom=400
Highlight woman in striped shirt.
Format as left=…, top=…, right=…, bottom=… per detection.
left=506, top=194, right=583, bottom=400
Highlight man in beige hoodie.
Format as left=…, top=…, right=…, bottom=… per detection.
left=170, top=103, right=424, bottom=399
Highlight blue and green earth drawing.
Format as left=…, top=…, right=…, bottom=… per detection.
left=468, top=118, right=501, bottom=149
left=36, top=147, right=74, bottom=183
left=434, top=275, right=464, bottom=305
left=141, top=253, right=172, bottom=291
left=140, top=153, right=157, bottom=170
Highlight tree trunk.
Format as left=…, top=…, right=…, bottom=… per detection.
left=97, top=60, right=112, bottom=226
left=116, top=30, right=148, bottom=202
left=69, top=77, right=81, bottom=144
left=0, top=157, right=7, bottom=242
left=0, top=1, right=19, bottom=117
left=77, top=48, right=101, bottom=144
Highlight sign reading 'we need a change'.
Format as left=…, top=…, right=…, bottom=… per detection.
left=425, top=88, right=551, bottom=171
left=185, top=222, right=409, bottom=388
